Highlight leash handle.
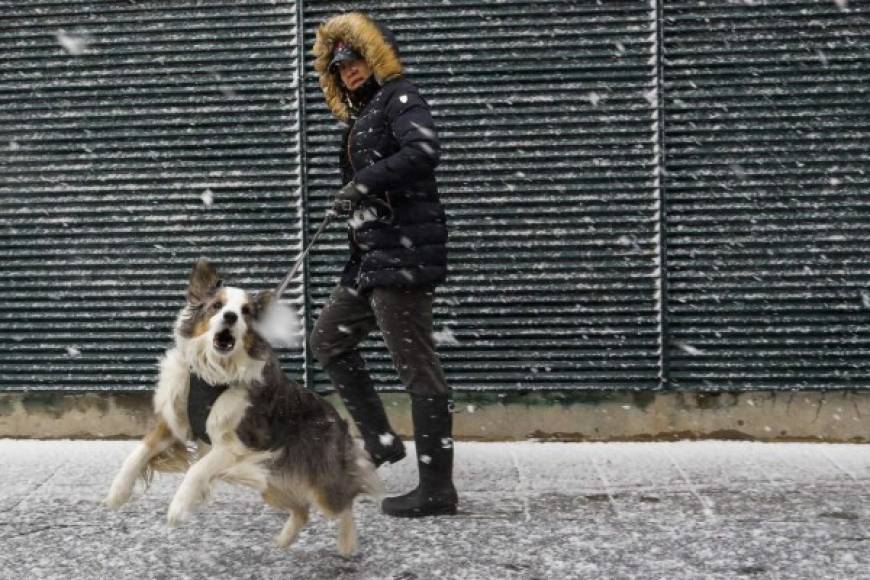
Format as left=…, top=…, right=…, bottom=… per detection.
left=274, top=212, right=335, bottom=300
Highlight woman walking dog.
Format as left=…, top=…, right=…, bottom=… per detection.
left=310, top=12, right=457, bottom=518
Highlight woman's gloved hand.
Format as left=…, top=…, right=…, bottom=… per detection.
left=330, top=181, right=366, bottom=217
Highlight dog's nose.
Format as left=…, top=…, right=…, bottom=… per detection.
left=223, top=311, right=238, bottom=325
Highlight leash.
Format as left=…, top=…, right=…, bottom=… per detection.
left=273, top=204, right=349, bottom=300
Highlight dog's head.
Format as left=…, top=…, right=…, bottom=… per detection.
left=176, top=259, right=274, bottom=362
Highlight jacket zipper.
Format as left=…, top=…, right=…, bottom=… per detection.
left=346, top=128, right=361, bottom=250
left=347, top=125, right=356, bottom=173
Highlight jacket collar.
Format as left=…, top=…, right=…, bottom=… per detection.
left=347, top=75, right=381, bottom=117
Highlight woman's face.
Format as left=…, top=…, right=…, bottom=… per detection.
left=337, top=58, right=372, bottom=91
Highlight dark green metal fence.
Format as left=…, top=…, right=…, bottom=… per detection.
left=1, top=0, right=868, bottom=393
left=0, top=1, right=306, bottom=391
left=300, top=1, right=663, bottom=392
left=662, top=0, right=870, bottom=389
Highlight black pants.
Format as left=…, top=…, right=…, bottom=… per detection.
left=310, top=285, right=449, bottom=396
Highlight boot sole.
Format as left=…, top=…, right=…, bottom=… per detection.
left=382, top=503, right=458, bottom=518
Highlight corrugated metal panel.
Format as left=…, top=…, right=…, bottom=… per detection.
left=301, top=1, right=663, bottom=391
left=0, top=1, right=305, bottom=391
left=662, top=0, right=870, bottom=389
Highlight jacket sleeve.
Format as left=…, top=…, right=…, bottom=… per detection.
left=352, top=82, right=441, bottom=196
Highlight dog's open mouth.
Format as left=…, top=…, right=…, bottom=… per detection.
left=213, top=329, right=236, bottom=353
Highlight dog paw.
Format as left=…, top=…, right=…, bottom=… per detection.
left=103, top=486, right=132, bottom=510
left=274, top=531, right=296, bottom=549
left=166, top=499, right=191, bottom=527
left=275, top=524, right=303, bottom=549
left=337, top=537, right=358, bottom=559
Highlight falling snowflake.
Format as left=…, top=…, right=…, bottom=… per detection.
left=201, top=188, right=214, bottom=208
left=834, top=0, right=848, bottom=9
left=66, top=346, right=81, bottom=357
left=674, top=341, right=705, bottom=356
left=410, top=122, right=436, bottom=140
left=433, top=326, right=460, bottom=346
left=816, top=50, right=828, bottom=67
left=56, top=30, right=91, bottom=55
left=419, top=454, right=432, bottom=464
left=379, top=433, right=395, bottom=446
left=254, top=301, right=302, bottom=349
left=860, top=290, right=870, bottom=308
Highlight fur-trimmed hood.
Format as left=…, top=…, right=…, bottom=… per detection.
left=313, top=12, right=403, bottom=122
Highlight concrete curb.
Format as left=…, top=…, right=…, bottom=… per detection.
left=2, top=389, right=868, bottom=441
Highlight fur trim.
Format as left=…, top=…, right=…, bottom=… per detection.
left=313, top=12, right=403, bottom=122
left=153, top=347, right=192, bottom=441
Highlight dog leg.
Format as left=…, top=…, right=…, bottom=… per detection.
left=222, top=458, right=270, bottom=492
left=336, top=508, right=357, bottom=558
left=275, top=504, right=310, bottom=549
left=104, top=420, right=175, bottom=509
left=167, top=444, right=236, bottom=527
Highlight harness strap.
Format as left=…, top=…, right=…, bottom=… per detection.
left=187, top=373, right=229, bottom=444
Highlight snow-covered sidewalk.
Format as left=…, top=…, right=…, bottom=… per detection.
left=1, top=440, right=868, bottom=579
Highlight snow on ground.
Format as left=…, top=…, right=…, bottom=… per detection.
left=1, top=440, right=869, bottom=579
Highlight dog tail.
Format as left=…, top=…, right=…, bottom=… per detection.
left=142, top=442, right=194, bottom=488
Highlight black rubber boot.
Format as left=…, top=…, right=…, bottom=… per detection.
left=324, top=352, right=406, bottom=467
left=381, top=394, right=458, bottom=518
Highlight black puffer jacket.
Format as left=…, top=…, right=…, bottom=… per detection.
left=314, top=12, right=447, bottom=291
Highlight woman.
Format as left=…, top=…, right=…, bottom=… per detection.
left=310, top=12, right=457, bottom=518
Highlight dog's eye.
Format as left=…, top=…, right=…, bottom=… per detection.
left=241, top=305, right=251, bottom=316
left=211, top=301, right=223, bottom=311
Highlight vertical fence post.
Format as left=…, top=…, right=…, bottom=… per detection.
left=295, top=0, right=315, bottom=390
left=653, top=0, right=671, bottom=389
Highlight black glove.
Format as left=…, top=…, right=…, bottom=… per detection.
left=330, top=181, right=366, bottom=218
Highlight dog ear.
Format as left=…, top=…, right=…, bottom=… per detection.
left=252, top=290, right=274, bottom=319
left=187, top=259, right=222, bottom=305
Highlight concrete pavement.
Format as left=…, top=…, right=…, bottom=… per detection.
left=1, top=440, right=869, bottom=579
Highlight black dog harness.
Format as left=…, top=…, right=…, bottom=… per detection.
left=187, top=373, right=229, bottom=444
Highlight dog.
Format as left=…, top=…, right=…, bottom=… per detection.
left=103, top=259, right=381, bottom=557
